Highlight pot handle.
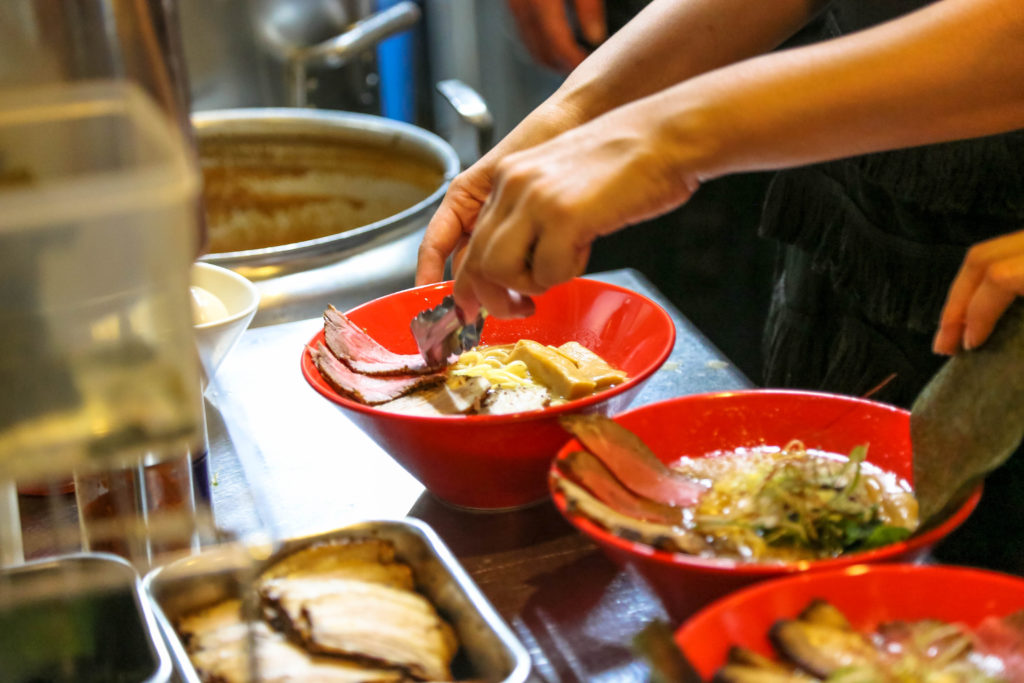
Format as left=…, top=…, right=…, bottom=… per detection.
left=288, top=1, right=421, bottom=106
left=436, top=79, right=494, bottom=159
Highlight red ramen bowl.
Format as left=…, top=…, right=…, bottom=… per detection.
left=675, top=563, right=1024, bottom=679
left=550, top=390, right=981, bottom=621
left=301, top=278, right=674, bottom=510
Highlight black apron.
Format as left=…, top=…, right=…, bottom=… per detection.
left=758, top=0, right=1024, bottom=572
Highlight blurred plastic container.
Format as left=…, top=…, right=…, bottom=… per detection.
left=0, top=81, right=203, bottom=483
left=0, top=552, right=173, bottom=683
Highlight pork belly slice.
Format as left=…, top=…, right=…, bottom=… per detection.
left=480, top=384, right=550, bottom=415
left=261, top=577, right=458, bottom=682
left=311, top=343, right=444, bottom=405
left=260, top=539, right=399, bottom=582
left=261, top=559, right=414, bottom=602
left=324, top=306, right=441, bottom=375
left=379, top=376, right=490, bottom=416
left=178, top=599, right=405, bottom=683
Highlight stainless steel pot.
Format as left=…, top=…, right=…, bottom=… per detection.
left=193, top=108, right=459, bottom=326
left=180, top=0, right=420, bottom=112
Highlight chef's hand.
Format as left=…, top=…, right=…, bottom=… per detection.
left=507, top=0, right=607, bottom=72
left=934, top=230, right=1024, bottom=354
left=451, top=103, right=702, bottom=319
left=417, top=103, right=588, bottom=289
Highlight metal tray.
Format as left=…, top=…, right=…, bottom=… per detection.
left=0, top=552, right=173, bottom=683
left=143, top=517, right=532, bottom=682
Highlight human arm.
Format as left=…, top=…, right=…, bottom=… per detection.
left=452, top=0, right=1024, bottom=317
left=415, top=0, right=826, bottom=286
left=933, top=232, right=1024, bottom=355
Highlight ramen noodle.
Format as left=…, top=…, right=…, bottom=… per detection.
left=449, top=345, right=534, bottom=391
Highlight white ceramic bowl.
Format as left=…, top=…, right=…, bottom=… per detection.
left=191, top=262, right=259, bottom=385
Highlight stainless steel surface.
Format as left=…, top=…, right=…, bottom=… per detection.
left=144, top=518, right=532, bottom=683
left=1, top=552, right=173, bottom=683
left=192, top=108, right=459, bottom=326
left=286, top=2, right=421, bottom=107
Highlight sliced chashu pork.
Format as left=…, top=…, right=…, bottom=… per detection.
left=379, top=376, right=490, bottom=417
left=260, top=576, right=458, bottom=681
left=560, top=413, right=706, bottom=507
left=257, top=539, right=458, bottom=681
left=311, top=343, right=443, bottom=405
left=554, top=450, right=686, bottom=526
left=324, top=306, right=441, bottom=375
left=178, top=599, right=405, bottom=683
left=551, top=473, right=708, bottom=555
left=480, top=384, right=551, bottom=415
left=259, top=539, right=399, bottom=582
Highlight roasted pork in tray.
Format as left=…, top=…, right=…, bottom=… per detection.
left=143, top=519, right=531, bottom=683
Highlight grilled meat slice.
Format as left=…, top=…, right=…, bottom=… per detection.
left=797, top=599, right=853, bottom=631
left=379, top=377, right=490, bottom=416
left=260, top=577, right=458, bottom=681
left=311, top=343, right=443, bottom=405
left=259, top=540, right=399, bottom=582
left=551, top=473, right=708, bottom=555
left=480, top=384, right=551, bottom=415
left=769, top=619, right=880, bottom=678
left=324, top=306, right=442, bottom=375
left=178, top=600, right=406, bottom=683
left=560, top=413, right=706, bottom=507
left=555, top=450, right=685, bottom=525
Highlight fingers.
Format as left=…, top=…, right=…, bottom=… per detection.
left=416, top=170, right=494, bottom=286
left=506, top=0, right=589, bottom=71
left=531, top=209, right=591, bottom=289
left=962, top=277, right=1017, bottom=350
left=416, top=203, right=465, bottom=285
left=933, top=252, right=985, bottom=354
left=452, top=190, right=541, bottom=318
left=572, top=0, right=608, bottom=46
left=934, top=232, right=1024, bottom=354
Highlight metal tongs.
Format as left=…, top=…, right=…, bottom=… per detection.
left=410, top=295, right=486, bottom=367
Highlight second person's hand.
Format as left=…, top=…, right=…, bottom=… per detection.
left=507, top=0, right=607, bottom=72
left=934, top=230, right=1024, bottom=355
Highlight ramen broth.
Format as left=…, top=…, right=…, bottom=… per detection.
left=670, top=443, right=919, bottom=561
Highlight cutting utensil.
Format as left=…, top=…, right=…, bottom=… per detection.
left=911, top=299, right=1024, bottom=525
left=410, top=295, right=486, bottom=367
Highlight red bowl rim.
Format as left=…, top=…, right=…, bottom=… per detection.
left=299, top=278, right=676, bottom=423
left=675, top=562, right=1024, bottom=644
left=549, top=389, right=982, bottom=574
